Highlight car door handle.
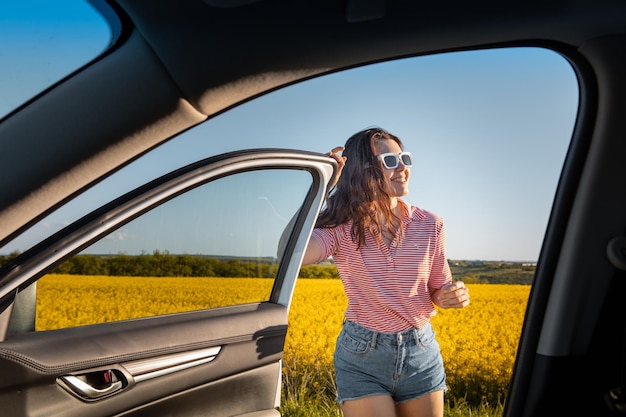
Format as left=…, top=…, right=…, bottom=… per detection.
left=60, top=372, right=124, bottom=400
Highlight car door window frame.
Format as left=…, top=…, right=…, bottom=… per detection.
left=0, top=148, right=336, bottom=340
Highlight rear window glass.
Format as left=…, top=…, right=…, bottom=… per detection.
left=0, top=0, right=111, bottom=118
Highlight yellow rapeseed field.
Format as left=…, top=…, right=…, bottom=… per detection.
left=36, top=275, right=529, bottom=404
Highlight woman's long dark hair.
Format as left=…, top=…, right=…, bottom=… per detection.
left=316, top=127, right=405, bottom=248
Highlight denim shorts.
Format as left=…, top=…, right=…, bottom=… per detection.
left=334, top=320, right=447, bottom=404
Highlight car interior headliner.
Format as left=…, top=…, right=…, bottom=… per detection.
left=1, top=0, right=626, bottom=247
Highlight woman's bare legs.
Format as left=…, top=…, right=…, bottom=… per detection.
left=396, top=390, right=444, bottom=417
left=340, top=390, right=444, bottom=417
left=341, top=395, right=396, bottom=417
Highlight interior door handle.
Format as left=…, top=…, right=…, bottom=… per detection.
left=60, top=371, right=124, bottom=400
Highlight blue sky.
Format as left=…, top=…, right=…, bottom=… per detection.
left=0, top=1, right=578, bottom=261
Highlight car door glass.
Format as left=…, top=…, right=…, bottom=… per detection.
left=36, top=169, right=311, bottom=331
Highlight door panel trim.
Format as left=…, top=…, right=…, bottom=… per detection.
left=0, top=303, right=287, bottom=416
left=124, top=346, right=222, bottom=382
left=57, top=346, right=224, bottom=401
left=0, top=302, right=286, bottom=388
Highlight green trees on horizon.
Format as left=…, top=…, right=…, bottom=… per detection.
left=0, top=251, right=534, bottom=283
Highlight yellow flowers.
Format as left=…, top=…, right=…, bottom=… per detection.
left=36, top=275, right=528, bottom=404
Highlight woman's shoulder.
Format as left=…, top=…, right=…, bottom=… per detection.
left=401, top=200, right=444, bottom=223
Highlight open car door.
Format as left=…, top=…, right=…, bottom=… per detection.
left=0, top=149, right=336, bottom=417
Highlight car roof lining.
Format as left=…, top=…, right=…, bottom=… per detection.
left=117, top=0, right=626, bottom=115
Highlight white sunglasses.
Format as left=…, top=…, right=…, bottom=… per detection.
left=376, top=152, right=413, bottom=169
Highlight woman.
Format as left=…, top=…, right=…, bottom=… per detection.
left=301, top=127, right=470, bottom=417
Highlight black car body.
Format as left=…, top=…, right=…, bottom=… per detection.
left=2, top=1, right=626, bottom=416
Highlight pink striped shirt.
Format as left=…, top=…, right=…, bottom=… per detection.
left=311, top=199, right=452, bottom=332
